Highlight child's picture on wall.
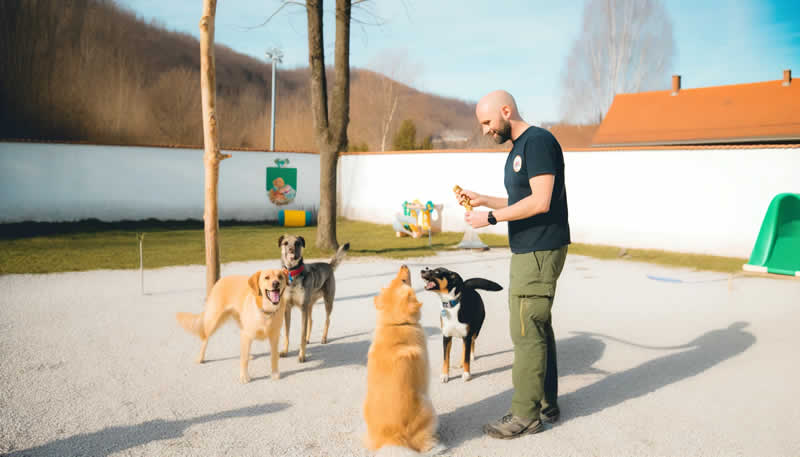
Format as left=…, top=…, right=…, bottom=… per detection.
left=266, top=159, right=297, bottom=206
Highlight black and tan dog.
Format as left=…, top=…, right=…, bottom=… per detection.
left=421, top=267, right=502, bottom=382
left=279, top=234, right=350, bottom=362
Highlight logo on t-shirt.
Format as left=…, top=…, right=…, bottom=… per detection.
left=513, top=155, right=522, bottom=173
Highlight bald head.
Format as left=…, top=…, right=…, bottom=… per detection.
left=476, top=90, right=520, bottom=121
left=475, top=90, right=527, bottom=144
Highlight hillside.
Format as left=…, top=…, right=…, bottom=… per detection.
left=0, top=0, right=483, bottom=151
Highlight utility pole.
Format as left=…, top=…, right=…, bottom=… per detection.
left=265, top=47, right=283, bottom=151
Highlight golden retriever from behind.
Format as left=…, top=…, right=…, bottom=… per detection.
left=364, top=265, right=438, bottom=453
left=176, top=269, right=287, bottom=383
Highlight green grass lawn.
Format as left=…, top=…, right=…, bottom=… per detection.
left=0, top=219, right=747, bottom=275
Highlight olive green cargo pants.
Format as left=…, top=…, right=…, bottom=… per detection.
left=508, top=245, right=568, bottom=420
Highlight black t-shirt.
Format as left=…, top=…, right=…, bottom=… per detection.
left=503, top=126, right=571, bottom=254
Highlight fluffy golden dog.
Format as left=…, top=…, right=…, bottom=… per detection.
left=176, top=269, right=287, bottom=383
left=363, top=265, right=438, bottom=453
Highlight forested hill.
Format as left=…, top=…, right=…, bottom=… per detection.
left=0, top=0, right=490, bottom=151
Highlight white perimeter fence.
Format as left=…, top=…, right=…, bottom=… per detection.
left=2, top=142, right=798, bottom=258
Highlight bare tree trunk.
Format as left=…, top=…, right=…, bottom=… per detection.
left=199, top=0, right=231, bottom=297
left=306, top=0, right=351, bottom=251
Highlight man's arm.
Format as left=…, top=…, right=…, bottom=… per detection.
left=458, top=188, right=507, bottom=209
left=464, top=174, right=554, bottom=228
left=483, top=195, right=509, bottom=210
left=493, top=174, right=554, bottom=222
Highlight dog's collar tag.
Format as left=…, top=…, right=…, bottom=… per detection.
left=283, top=264, right=305, bottom=283
left=442, top=299, right=459, bottom=308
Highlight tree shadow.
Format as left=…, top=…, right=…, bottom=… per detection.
left=437, top=322, right=755, bottom=448
left=6, top=402, right=289, bottom=457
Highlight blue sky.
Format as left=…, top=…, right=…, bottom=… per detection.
left=117, top=0, right=799, bottom=124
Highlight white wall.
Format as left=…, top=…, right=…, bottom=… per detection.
left=3, top=142, right=798, bottom=258
left=339, top=148, right=800, bottom=258
left=0, top=143, right=320, bottom=222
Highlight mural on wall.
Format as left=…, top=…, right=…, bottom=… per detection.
left=267, top=158, right=297, bottom=206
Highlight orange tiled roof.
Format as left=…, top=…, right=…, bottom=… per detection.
left=592, top=76, right=800, bottom=147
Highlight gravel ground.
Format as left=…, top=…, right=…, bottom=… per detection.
left=1, top=249, right=799, bottom=457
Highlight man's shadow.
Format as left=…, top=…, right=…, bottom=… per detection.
left=438, top=322, right=755, bottom=448
left=6, top=402, right=290, bottom=457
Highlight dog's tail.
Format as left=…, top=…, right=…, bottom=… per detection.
left=328, top=242, right=350, bottom=270
left=176, top=311, right=206, bottom=339
left=464, top=278, right=503, bottom=292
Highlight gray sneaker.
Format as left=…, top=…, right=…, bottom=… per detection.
left=540, top=405, right=560, bottom=424
left=483, top=414, right=543, bottom=439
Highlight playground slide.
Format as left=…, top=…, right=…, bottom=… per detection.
left=743, top=193, right=800, bottom=277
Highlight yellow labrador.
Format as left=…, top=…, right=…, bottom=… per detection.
left=176, top=269, right=288, bottom=383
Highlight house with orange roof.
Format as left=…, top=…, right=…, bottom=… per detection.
left=592, top=70, right=799, bottom=147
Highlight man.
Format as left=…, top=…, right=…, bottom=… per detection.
left=460, top=90, right=570, bottom=439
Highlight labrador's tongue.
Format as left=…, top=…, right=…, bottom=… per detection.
left=267, top=290, right=280, bottom=303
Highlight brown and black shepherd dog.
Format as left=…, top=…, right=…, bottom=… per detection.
left=363, top=265, right=438, bottom=454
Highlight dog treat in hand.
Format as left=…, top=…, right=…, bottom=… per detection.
left=452, top=185, right=472, bottom=211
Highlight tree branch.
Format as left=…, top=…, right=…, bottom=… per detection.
left=240, top=1, right=306, bottom=30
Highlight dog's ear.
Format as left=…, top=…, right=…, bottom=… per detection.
left=278, top=269, right=287, bottom=285
left=277, top=235, right=284, bottom=248
left=248, top=271, right=262, bottom=296
left=297, top=236, right=305, bottom=248
left=450, top=272, right=463, bottom=296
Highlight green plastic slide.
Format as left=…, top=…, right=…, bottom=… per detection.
left=743, top=193, right=800, bottom=277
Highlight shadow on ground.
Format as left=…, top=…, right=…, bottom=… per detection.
left=438, top=322, right=755, bottom=448
left=6, top=403, right=290, bottom=457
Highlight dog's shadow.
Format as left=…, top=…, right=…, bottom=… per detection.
left=437, top=322, right=755, bottom=449
left=257, top=326, right=442, bottom=380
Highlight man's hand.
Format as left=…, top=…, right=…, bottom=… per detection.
left=465, top=210, right=489, bottom=229
left=458, top=189, right=487, bottom=208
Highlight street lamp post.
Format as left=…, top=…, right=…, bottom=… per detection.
left=265, top=48, right=283, bottom=151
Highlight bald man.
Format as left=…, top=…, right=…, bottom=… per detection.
left=460, top=90, right=570, bottom=439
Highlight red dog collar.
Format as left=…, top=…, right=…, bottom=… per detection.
left=283, top=264, right=305, bottom=284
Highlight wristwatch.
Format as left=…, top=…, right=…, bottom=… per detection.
left=487, top=211, right=497, bottom=225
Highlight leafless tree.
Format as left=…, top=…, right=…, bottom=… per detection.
left=558, top=0, right=675, bottom=124
left=199, top=0, right=231, bottom=297
left=366, top=49, right=419, bottom=151
left=305, top=0, right=353, bottom=250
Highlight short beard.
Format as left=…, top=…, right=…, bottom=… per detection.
left=490, top=120, right=512, bottom=144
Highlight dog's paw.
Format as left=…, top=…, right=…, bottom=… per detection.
left=440, top=374, right=449, bottom=383
left=239, top=373, right=251, bottom=384
left=271, top=372, right=281, bottom=380
left=321, top=336, right=328, bottom=344
left=194, top=356, right=204, bottom=364
left=298, top=353, right=307, bottom=363
left=279, top=350, right=288, bottom=358
left=462, top=372, right=472, bottom=382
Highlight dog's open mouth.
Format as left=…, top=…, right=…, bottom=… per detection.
left=265, top=289, right=282, bottom=305
left=424, top=281, right=437, bottom=291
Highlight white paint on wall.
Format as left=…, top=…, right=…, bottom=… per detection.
left=340, top=148, right=800, bottom=258
left=0, top=143, right=320, bottom=222
left=3, top=142, right=798, bottom=258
